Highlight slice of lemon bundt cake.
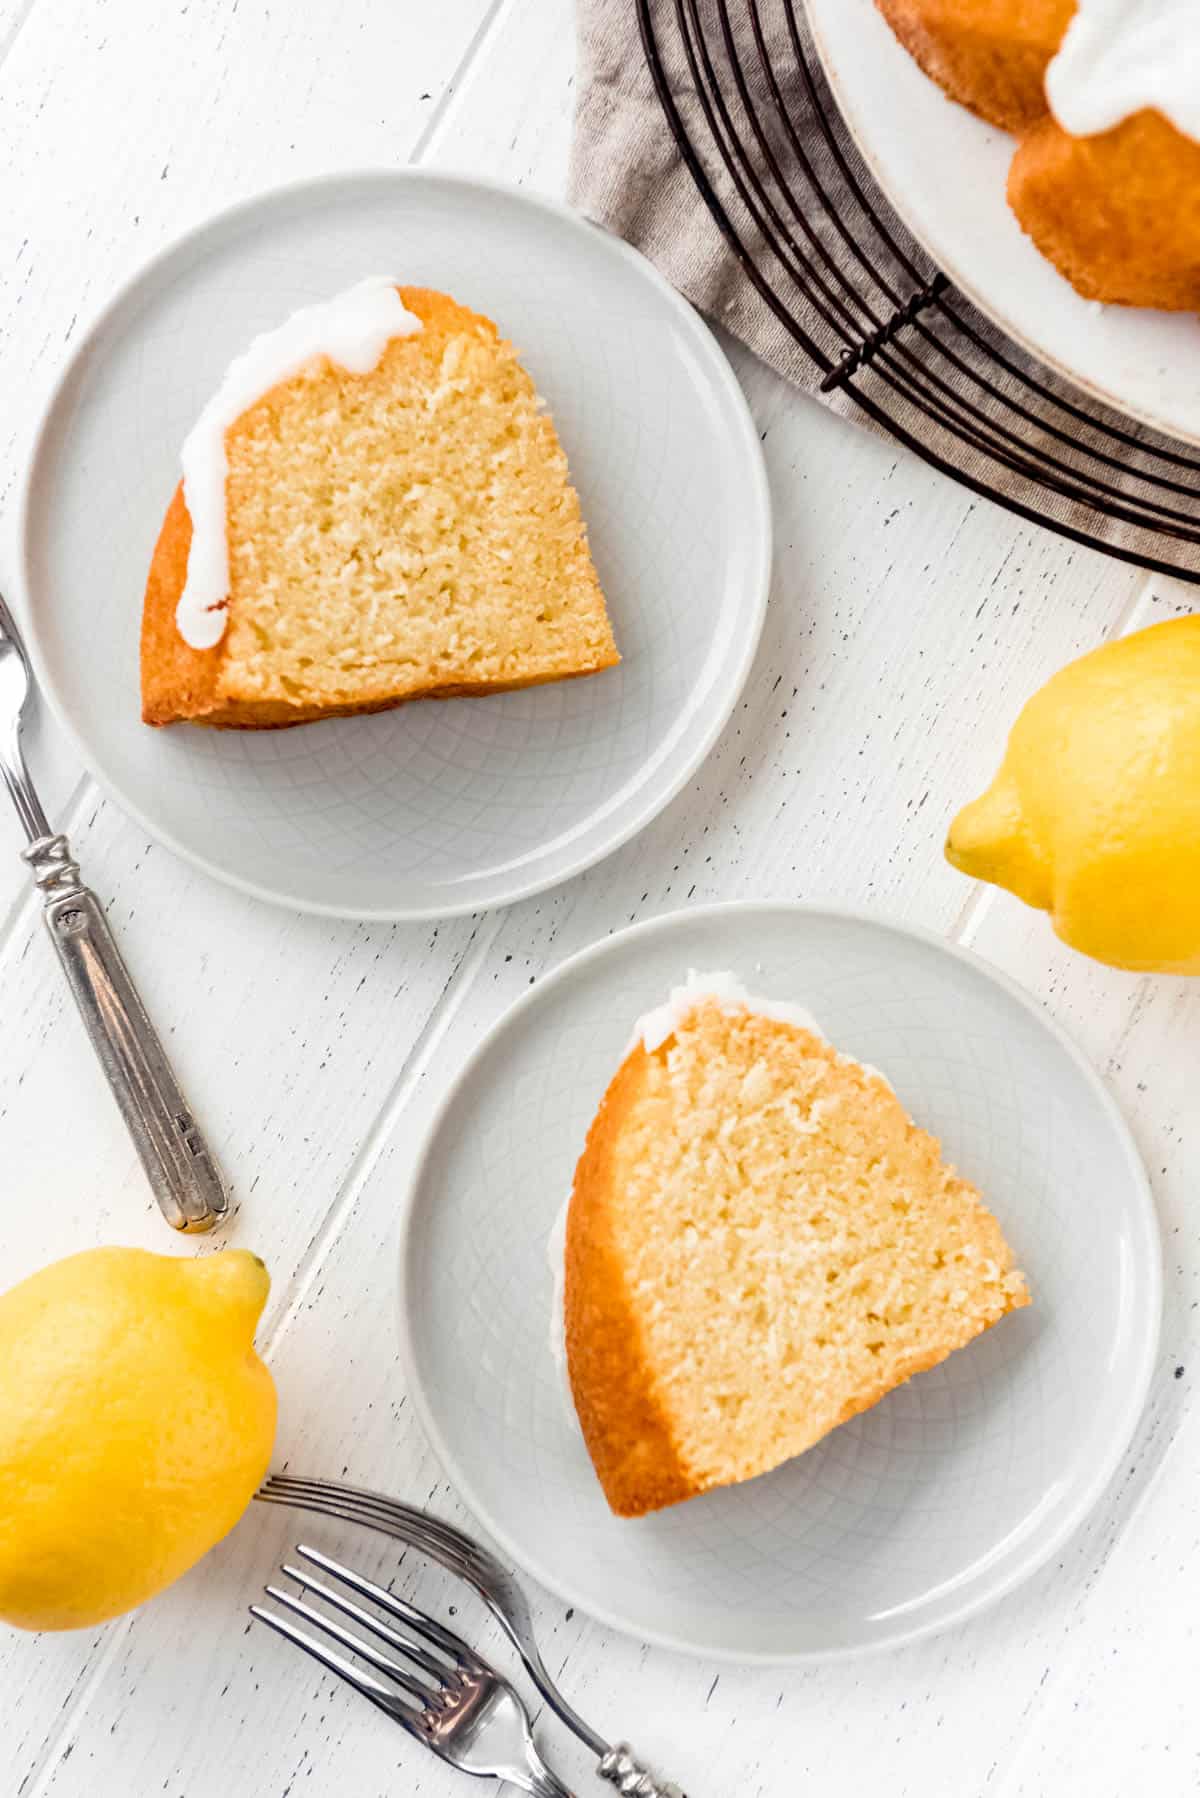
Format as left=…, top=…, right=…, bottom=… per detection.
left=564, top=973, right=1029, bottom=1518
left=141, top=281, right=618, bottom=729
left=874, top=0, right=1200, bottom=312
left=874, top=0, right=1074, bottom=132
left=1008, top=104, right=1200, bottom=312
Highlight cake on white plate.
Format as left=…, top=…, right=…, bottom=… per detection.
left=141, top=280, right=618, bottom=729
left=559, top=972, right=1030, bottom=1518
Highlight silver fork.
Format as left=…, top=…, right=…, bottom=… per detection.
left=0, top=589, right=227, bottom=1231
left=251, top=1542, right=575, bottom=1797
left=256, top=1473, right=683, bottom=1798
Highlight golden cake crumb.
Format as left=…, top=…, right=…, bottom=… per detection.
left=141, top=287, right=618, bottom=728
left=565, top=999, right=1029, bottom=1518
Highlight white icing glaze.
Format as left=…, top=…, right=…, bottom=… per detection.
left=1046, top=0, right=1200, bottom=145
left=175, top=278, right=423, bottom=650
left=632, top=968, right=822, bottom=1052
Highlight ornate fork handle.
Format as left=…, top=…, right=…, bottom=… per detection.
left=598, top=1744, right=685, bottom=1797
left=23, top=829, right=80, bottom=897
left=22, top=831, right=228, bottom=1232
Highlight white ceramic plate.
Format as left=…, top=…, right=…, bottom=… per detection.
left=398, top=903, right=1161, bottom=1663
left=805, top=0, right=1200, bottom=444
left=16, top=171, right=769, bottom=919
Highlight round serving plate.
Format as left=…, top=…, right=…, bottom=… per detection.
left=805, top=0, right=1200, bottom=446
left=16, top=169, right=770, bottom=919
left=397, top=902, right=1161, bottom=1664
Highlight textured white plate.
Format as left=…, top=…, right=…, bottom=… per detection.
left=16, top=171, right=769, bottom=918
left=805, top=0, right=1200, bottom=445
left=398, top=903, right=1161, bottom=1663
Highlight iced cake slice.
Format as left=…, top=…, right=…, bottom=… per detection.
left=141, top=280, right=618, bottom=728
left=564, top=973, right=1029, bottom=1517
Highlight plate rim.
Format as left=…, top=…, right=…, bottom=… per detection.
left=802, top=0, right=1200, bottom=450
left=13, top=165, right=771, bottom=921
left=395, top=897, right=1163, bottom=1665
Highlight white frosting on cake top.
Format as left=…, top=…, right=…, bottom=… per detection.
left=1046, top=0, right=1200, bottom=145
left=175, top=278, right=423, bottom=650
left=632, top=968, right=822, bottom=1053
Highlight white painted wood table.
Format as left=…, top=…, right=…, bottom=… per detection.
left=1, top=3, right=1196, bottom=1794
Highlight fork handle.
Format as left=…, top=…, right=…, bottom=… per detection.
left=598, top=1745, right=686, bottom=1798
left=23, top=832, right=229, bottom=1233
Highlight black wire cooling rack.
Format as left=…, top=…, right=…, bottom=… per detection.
left=635, top=0, right=1200, bottom=581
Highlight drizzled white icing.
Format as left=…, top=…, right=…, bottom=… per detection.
left=632, top=968, right=822, bottom=1053
left=1046, top=0, right=1200, bottom=145
left=175, top=278, right=423, bottom=650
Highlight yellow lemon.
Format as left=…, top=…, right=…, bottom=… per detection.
left=947, top=616, right=1200, bottom=973
left=0, top=1247, right=276, bottom=1630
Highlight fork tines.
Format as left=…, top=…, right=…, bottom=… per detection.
left=249, top=1544, right=480, bottom=1735
left=257, top=1473, right=486, bottom=1581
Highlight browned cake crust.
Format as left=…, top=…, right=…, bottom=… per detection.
left=564, top=1046, right=696, bottom=1518
left=874, top=0, right=1074, bottom=133
left=1009, top=109, right=1200, bottom=310
left=873, top=0, right=1200, bottom=312
left=142, top=484, right=220, bottom=725
left=141, top=286, right=618, bottom=729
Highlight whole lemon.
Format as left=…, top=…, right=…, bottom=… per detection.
left=0, top=1247, right=276, bottom=1630
left=947, top=616, right=1200, bottom=972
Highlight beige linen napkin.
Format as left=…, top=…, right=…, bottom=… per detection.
left=568, top=0, right=1200, bottom=576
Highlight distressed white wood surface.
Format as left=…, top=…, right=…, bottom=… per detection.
left=0, top=2, right=1196, bottom=1795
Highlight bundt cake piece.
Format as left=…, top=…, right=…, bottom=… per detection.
left=875, top=0, right=1073, bottom=133
left=141, top=281, right=618, bottom=729
left=1010, top=94, right=1200, bottom=312
left=563, top=973, right=1029, bottom=1518
left=874, top=0, right=1200, bottom=313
